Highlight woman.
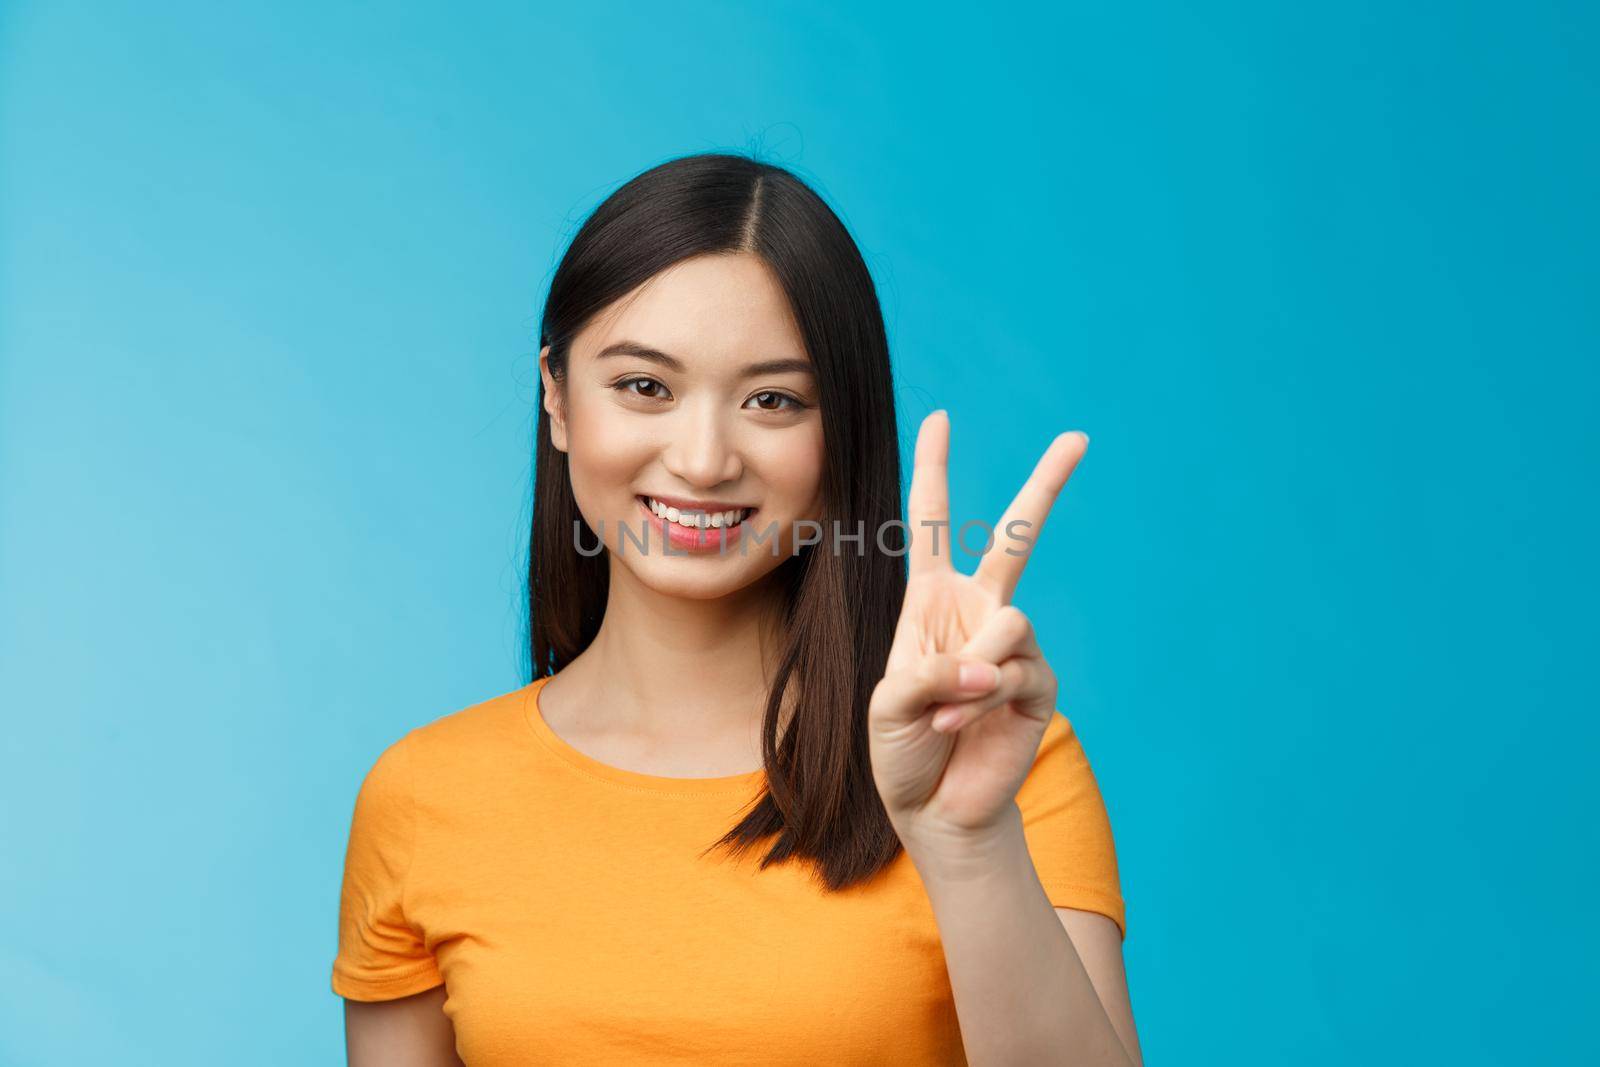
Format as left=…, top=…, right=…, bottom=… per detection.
left=332, top=152, right=1142, bottom=1066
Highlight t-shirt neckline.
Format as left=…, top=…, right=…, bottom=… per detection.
left=520, top=675, right=768, bottom=796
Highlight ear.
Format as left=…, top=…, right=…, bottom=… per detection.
left=538, top=345, right=569, bottom=453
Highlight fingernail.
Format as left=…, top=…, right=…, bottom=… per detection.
left=958, top=662, right=998, bottom=691
left=932, top=708, right=960, bottom=732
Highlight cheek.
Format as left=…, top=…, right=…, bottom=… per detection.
left=753, top=423, right=826, bottom=511
left=563, top=397, right=650, bottom=515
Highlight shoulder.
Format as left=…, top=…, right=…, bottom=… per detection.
left=1019, top=712, right=1098, bottom=795
left=400, top=680, right=542, bottom=776
left=409, top=681, right=536, bottom=743
left=1015, top=711, right=1115, bottom=839
left=345, top=683, right=545, bottom=854
left=353, top=681, right=540, bottom=793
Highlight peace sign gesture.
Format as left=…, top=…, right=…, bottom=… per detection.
left=868, top=410, right=1090, bottom=857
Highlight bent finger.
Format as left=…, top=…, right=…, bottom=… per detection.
left=929, top=655, right=1056, bottom=732
left=959, top=605, right=1044, bottom=665
left=869, top=652, right=1001, bottom=730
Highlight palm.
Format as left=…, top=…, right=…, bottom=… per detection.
left=869, top=411, right=1089, bottom=836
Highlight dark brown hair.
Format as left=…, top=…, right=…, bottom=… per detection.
left=526, top=152, right=907, bottom=891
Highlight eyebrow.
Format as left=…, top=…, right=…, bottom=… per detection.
left=595, top=340, right=814, bottom=379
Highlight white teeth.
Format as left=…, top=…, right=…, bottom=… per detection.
left=644, top=497, right=749, bottom=529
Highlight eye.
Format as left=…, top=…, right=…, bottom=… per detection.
left=614, top=376, right=672, bottom=401
left=746, top=390, right=808, bottom=413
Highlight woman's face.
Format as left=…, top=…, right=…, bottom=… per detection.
left=539, top=252, right=825, bottom=602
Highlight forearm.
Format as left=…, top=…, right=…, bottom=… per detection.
left=909, top=805, right=1135, bottom=1067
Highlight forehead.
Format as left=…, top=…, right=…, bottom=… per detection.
left=581, top=253, right=808, bottom=365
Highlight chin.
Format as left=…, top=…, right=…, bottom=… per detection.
left=620, top=557, right=771, bottom=602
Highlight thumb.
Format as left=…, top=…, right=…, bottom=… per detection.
left=869, top=653, right=1002, bottom=730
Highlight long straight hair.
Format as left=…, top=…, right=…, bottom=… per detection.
left=526, top=152, right=907, bottom=891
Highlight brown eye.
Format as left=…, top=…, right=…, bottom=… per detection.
left=748, top=390, right=804, bottom=412
left=616, top=376, right=671, bottom=401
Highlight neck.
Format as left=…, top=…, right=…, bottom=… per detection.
left=566, top=559, right=791, bottom=742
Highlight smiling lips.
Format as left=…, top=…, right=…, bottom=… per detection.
left=635, top=494, right=756, bottom=553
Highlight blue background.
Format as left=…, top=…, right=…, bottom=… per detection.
left=1, top=2, right=1594, bottom=1063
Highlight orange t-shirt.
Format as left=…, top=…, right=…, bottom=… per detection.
left=331, top=674, right=1124, bottom=1065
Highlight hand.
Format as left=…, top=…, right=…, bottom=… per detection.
left=868, top=410, right=1090, bottom=863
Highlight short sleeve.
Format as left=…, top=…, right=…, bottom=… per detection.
left=1016, top=712, right=1126, bottom=938
left=331, top=731, right=444, bottom=1000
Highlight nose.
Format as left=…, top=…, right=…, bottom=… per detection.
left=660, top=399, right=743, bottom=488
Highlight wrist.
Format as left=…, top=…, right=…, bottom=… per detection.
left=896, top=802, right=1028, bottom=886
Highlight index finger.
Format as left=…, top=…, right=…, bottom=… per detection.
left=906, top=409, right=953, bottom=577
left=973, top=430, right=1089, bottom=602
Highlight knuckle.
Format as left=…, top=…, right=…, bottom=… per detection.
left=999, top=605, right=1032, bottom=640
left=914, top=656, right=946, bottom=688
left=1007, top=661, right=1033, bottom=693
left=1036, top=665, right=1059, bottom=702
